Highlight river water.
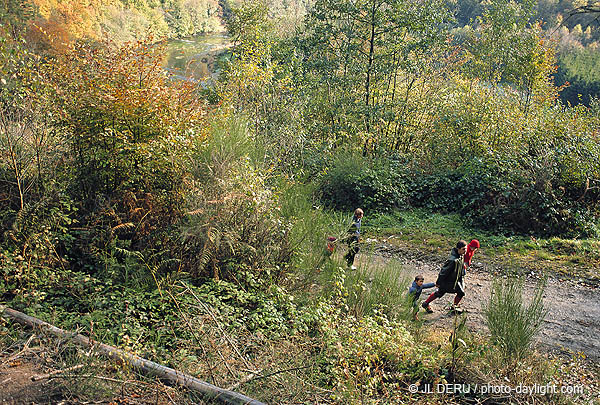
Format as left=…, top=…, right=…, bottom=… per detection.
left=164, top=33, right=231, bottom=82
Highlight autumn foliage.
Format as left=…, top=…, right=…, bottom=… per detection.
left=25, top=0, right=222, bottom=49
left=44, top=37, right=206, bottom=200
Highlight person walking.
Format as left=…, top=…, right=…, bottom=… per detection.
left=408, top=275, right=436, bottom=320
left=344, top=208, right=363, bottom=270
left=463, top=239, right=480, bottom=270
left=421, top=240, right=467, bottom=313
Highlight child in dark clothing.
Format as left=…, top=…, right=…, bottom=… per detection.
left=408, top=275, right=436, bottom=320
left=344, top=208, right=363, bottom=270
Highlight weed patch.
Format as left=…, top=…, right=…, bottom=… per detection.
left=484, top=274, right=548, bottom=369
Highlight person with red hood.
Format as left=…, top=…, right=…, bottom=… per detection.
left=421, top=239, right=480, bottom=314
left=463, top=239, right=480, bottom=270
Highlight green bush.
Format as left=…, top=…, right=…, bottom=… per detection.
left=316, top=150, right=600, bottom=237
left=180, top=115, right=294, bottom=282
left=317, top=153, right=407, bottom=212
left=407, top=170, right=466, bottom=212
left=318, top=312, right=444, bottom=401
left=461, top=156, right=600, bottom=238
left=1, top=192, right=77, bottom=293
left=556, top=48, right=600, bottom=107
left=404, top=156, right=600, bottom=238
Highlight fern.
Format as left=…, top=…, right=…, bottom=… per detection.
left=111, top=222, right=134, bottom=232
left=114, top=246, right=143, bottom=260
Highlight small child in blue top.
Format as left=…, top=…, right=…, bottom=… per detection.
left=408, top=275, right=436, bottom=320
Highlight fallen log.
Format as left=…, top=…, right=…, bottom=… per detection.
left=31, top=364, right=85, bottom=381
left=0, top=305, right=265, bottom=405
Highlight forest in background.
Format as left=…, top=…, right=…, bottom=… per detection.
left=453, top=0, right=600, bottom=105
left=0, top=0, right=313, bottom=43
left=2, top=0, right=600, bottom=105
left=1, top=0, right=600, bottom=403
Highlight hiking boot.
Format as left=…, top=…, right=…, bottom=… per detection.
left=450, top=304, right=464, bottom=313
left=421, top=302, right=433, bottom=313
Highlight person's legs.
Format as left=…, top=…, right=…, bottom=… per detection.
left=345, top=236, right=359, bottom=267
left=423, top=290, right=444, bottom=305
left=347, top=245, right=358, bottom=266
left=453, top=283, right=465, bottom=305
left=422, top=290, right=445, bottom=312
left=343, top=241, right=351, bottom=264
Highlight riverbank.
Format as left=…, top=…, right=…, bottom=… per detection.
left=165, top=33, right=232, bottom=82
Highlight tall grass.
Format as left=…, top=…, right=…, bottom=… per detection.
left=343, top=251, right=413, bottom=320
left=189, top=115, right=255, bottom=183
left=277, top=181, right=350, bottom=288
left=181, top=114, right=298, bottom=282
left=484, top=274, right=548, bottom=364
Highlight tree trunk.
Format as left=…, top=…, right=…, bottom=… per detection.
left=364, top=0, right=378, bottom=134
left=1, top=306, right=265, bottom=405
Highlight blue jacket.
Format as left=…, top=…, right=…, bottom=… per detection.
left=408, top=280, right=435, bottom=302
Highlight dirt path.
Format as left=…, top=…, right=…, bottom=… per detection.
left=365, top=243, right=600, bottom=361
